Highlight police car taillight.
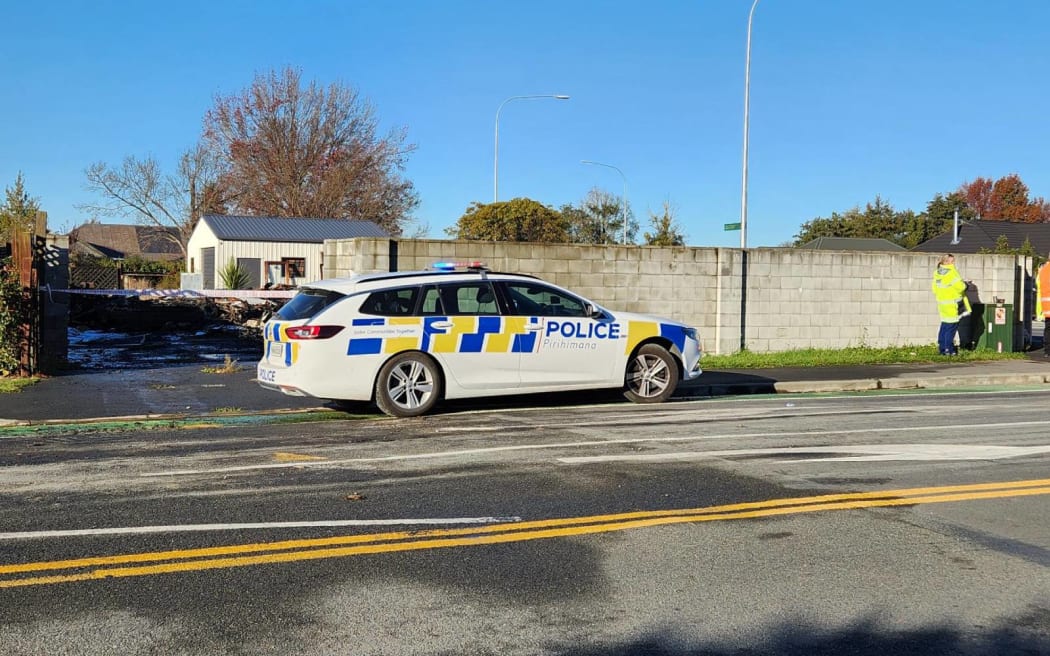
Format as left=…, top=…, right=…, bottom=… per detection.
left=284, top=325, right=344, bottom=340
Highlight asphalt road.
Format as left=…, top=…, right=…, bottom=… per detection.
left=1, top=388, right=1048, bottom=655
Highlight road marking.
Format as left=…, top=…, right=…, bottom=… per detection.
left=273, top=452, right=326, bottom=462
left=2, top=478, right=1048, bottom=588
left=141, top=419, right=1050, bottom=477
left=430, top=406, right=927, bottom=433
left=0, top=517, right=522, bottom=541
left=559, top=444, right=1050, bottom=464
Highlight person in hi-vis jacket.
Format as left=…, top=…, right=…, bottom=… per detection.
left=932, top=254, right=967, bottom=356
left=1037, top=258, right=1050, bottom=357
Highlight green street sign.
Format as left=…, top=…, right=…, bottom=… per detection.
left=723, top=222, right=741, bottom=231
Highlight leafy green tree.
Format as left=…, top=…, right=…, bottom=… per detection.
left=0, top=173, right=40, bottom=241
left=792, top=196, right=918, bottom=246
left=889, top=192, right=973, bottom=249
left=560, top=187, right=637, bottom=245
left=643, top=201, right=686, bottom=246
left=446, top=198, right=569, bottom=242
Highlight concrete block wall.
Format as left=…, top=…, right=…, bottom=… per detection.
left=322, top=238, right=1027, bottom=355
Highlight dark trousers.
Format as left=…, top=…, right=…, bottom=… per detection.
left=938, top=321, right=959, bottom=355
left=1045, top=317, right=1050, bottom=356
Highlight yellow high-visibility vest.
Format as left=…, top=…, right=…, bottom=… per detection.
left=932, top=264, right=966, bottom=323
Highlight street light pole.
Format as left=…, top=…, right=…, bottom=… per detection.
left=740, top=0, right=760, bottom=249
left=581, top=160, right=628, bottom=245
left=494, top=94, right=570, bottom=203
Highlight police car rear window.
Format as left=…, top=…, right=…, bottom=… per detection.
left=277, top=289, right=346, bottom=320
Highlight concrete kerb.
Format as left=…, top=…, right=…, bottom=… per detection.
left=878, top=374, right=1050, bottom=390
left=774, top=379, right=880, bottom=394
left=680, top=373, right=1050, bottom=399
left=0, top=407, right=332, bottom=429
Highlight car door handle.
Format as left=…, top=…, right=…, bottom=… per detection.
left=526, top=324, right=544, bottom=331
left=430, top=321, right=454, bottom=329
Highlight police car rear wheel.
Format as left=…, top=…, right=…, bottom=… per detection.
left=624, top=344, right=678, bottom=403
left=375, top=352, right=443, bottom=418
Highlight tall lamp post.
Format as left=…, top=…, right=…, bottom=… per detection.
left=581, top=160, right=628, bottom=245
left=740, top=0, right=760, bottom=249
left=494, top=94, right=570, bottom=202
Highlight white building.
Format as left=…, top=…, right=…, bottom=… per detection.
left=186, top=214, right=389, bottom=289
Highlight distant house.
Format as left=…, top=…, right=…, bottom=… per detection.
left=911, top=220, right=1050, bottom=256
left=185, top=214, right=390, bottom=289
left=798, top=237, right=905, bottom=252
left=69, top=223, right=183, bottom=263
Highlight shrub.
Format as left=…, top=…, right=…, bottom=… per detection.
left=0, top=259, right=29, bottom=374
left=219, top=258, right=252, bottom=290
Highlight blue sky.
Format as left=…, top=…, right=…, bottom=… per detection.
left=4, top=0, right=1049, bottom=247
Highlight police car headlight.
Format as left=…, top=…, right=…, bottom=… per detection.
left=682, top=327, right=698, bottom=342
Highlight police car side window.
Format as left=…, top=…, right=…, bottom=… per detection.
left=439, top=282, right=499, bottom=316
left=360, top=287, right=419, bottom=316
left=419, top=286, right=444, bottom=316
left=503, top=282, right=586, bottom=317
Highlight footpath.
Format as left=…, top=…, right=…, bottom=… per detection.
left=2, top=354, right=1050, bottom=425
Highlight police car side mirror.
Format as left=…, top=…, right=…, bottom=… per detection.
left=585, top=303, right=602, bottom=319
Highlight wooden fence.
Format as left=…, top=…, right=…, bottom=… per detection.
left=10, top=228, right=40, bottom=375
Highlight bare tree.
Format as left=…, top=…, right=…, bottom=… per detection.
left=80, top=143, right=229, bottom=255
left=202, top=67, right=419, bottom=234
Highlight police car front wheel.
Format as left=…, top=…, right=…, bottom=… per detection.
left=375, top=352, right=443, bottom=418
left=624, top=344, right=679, bottom=404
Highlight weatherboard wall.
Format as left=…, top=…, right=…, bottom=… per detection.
left=322, top=239, right=1027, bottom=355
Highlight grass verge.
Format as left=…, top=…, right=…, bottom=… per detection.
left=0, top=377, right=39, bottom=394
left=701, top=344, right=1028, bottom=369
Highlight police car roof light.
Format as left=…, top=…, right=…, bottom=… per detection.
left=432, top=261, right=487, bottom=272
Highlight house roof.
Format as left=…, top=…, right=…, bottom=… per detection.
left=69, top=223, right=183, bottom=260
left=201, top=214, right=390, bottom=243
left=911, top=220, right=1050, bottom=256
left=799, top=237, right=905, bottom=251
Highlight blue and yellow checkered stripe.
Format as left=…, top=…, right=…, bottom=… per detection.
left=263, top=322, right=299, bottom=365
left=346, top=316, right=537, bottom=356
left=624, top=321, right=686, bottom=355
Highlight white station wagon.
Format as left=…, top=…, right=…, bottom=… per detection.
left=257, top=263, right=703, bottom=417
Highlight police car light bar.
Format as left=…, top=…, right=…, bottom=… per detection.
left=432, top=261, right=487, bottom=272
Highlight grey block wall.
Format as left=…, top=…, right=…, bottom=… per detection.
left=321, top=239, right=1029, bottom=355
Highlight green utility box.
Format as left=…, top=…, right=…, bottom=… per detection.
left=970, top=302, right=1015, bottom=352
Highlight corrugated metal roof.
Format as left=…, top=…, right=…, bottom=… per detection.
left=201, top=214, right=390, bottom=243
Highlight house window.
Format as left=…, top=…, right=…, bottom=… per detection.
left=284, top=258, right=305, bottom=279
left=265, top=258, right=307, bottom=286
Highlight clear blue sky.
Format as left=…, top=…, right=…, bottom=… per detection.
left=4, top=0, right=1049, bottom=247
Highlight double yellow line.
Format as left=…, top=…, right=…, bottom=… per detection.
left=3, top=478, right=1049, bottom=589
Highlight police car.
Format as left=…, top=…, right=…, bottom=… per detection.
left=256, top=263, right=703, bottom=417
